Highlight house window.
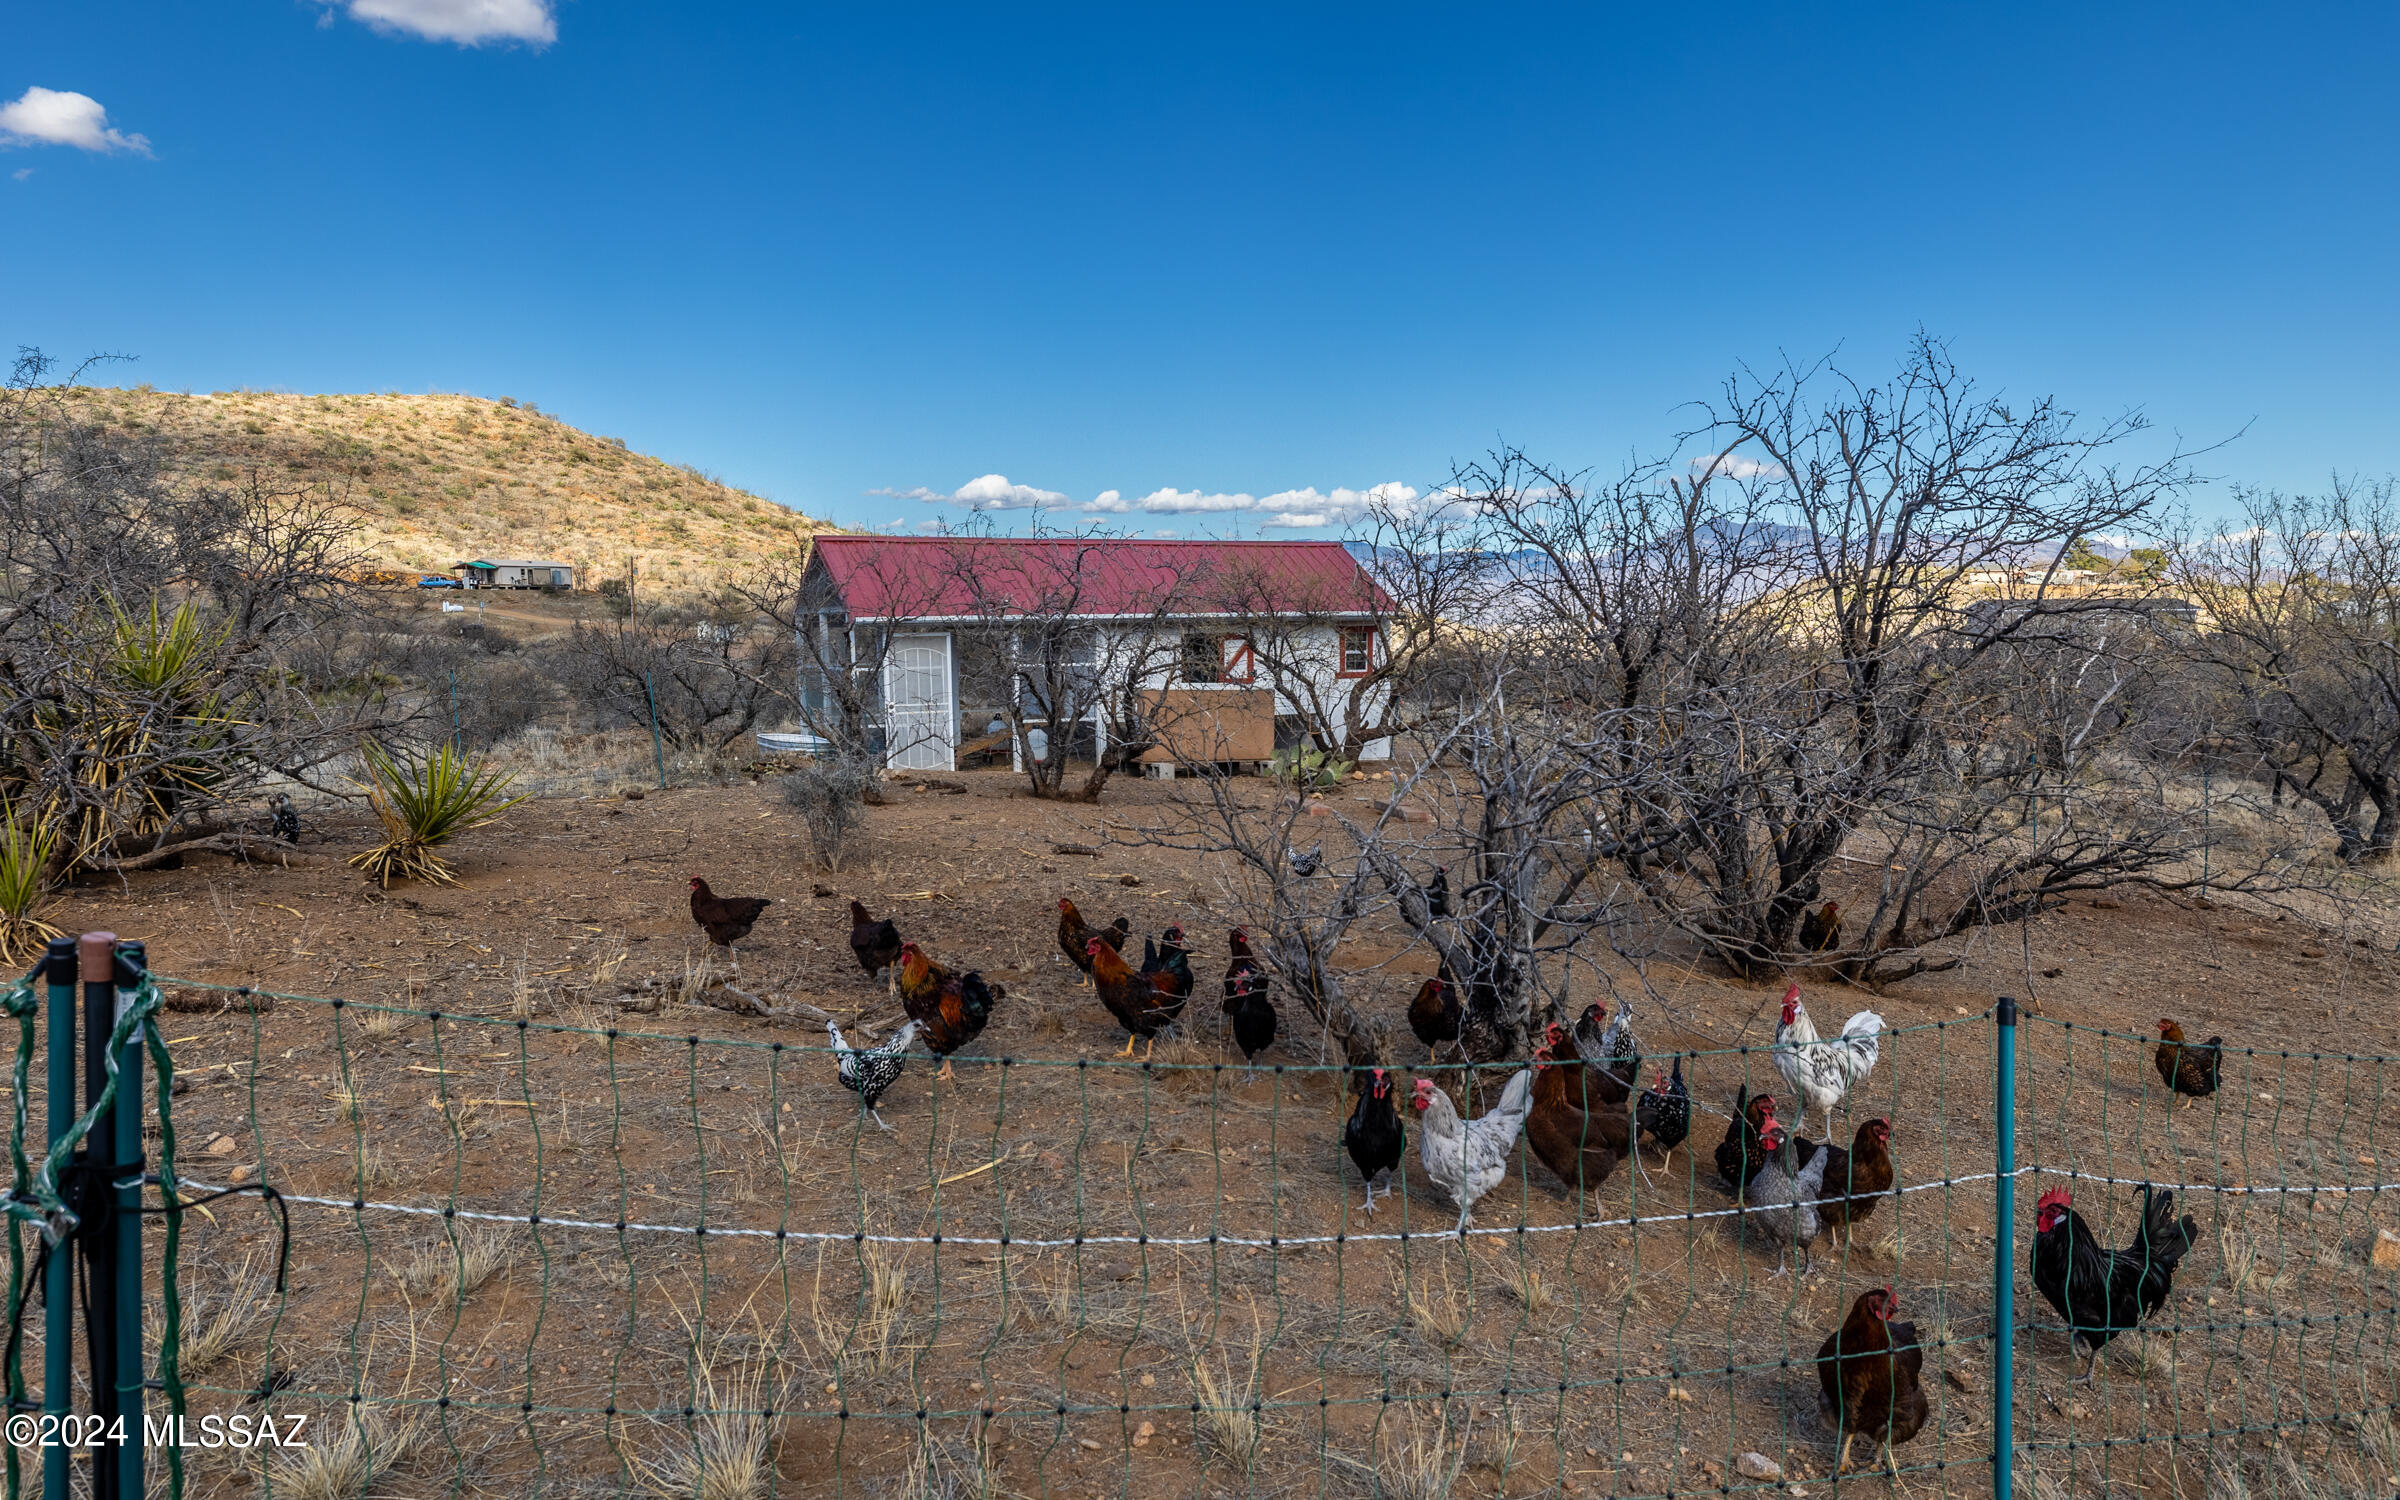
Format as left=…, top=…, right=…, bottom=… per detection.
left=1339, top=626, right=1378, bottom=676
left=1180, top=633, right=1255, bottom=684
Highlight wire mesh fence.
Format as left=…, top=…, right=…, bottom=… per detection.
left=4, top=957, right=2396, bottom=1498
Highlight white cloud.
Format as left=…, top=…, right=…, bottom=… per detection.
left=1255, top=482, right=1421, bottom=528
left=0, top=88, right=151, bottom=155
left=343, top=0, right=556, bottom=45
left=869, top=474, right=1066, bottom=512
left=1135, top=487, right=1257, bottom=515
left=9, top=169, right=28, bottom=181
left=1689, top=451, right=1783, bottom=482
left=1086, top=489, right=1128, bottom=513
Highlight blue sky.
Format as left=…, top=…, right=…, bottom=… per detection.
left=6, top=3, right=2395, bottom=536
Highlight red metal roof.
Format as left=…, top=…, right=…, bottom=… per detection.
left=809, top=536, right=1391, bottom=620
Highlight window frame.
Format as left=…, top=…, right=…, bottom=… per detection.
left=1336, top=624, right=1379, bottom=679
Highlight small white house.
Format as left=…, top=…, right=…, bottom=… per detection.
left=454, top=558, right=575, bottom=590
left=796, top=536, right=1397, bottom=772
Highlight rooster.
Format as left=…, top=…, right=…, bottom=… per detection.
left=2154, top=1019, right=2222, bottom=1109
left=1798, top=900, right=1842, bottom=955
left=827, top=1019, right=919, bottom=1131
left=1524, top=1041, right=1629, bottom=1202
left=1407, top=975, right=1461, bottom=1059
left=1817, top=1286, right=1926, bottom=1476
left=894, top=942, right=1001, bottom=1082
left=1088, top=934, right=1184, bottom=1058
left=1142, top=926, right=1195, bottom=1002
left=1056, top=899, right=1129, bottom=988
left=1772, top=984, right=1884, bottom=1140
left=689, top=877, right=772, bottom=961
left=1635, top=1058, right=1691, bottom=1160
left=2031, top=1184, right=2198, bottom=1382
left=1343, top=1068, right=1406, bottom=1211
left=847, top=900, right=902, bottom=985
left=1222, top=929, right=1266, bottom=1016
left=1409, top=1069, right=1535, bottom=1232
left=1745, top=1104, right=1831, bottom=1275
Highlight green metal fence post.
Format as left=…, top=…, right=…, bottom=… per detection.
left=1993, top=995, right=2018, bottom=1500
left=78, top=932, right=121, bottom=1500
left=643, top=670, right=666, bottom=789
left=110, top=942, right=146, bottom=1500
left=40, top=938, right=74, bottom=1500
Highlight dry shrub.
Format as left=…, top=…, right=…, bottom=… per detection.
left=391, top=1227, right=516, bottom=1302
left=1399, top=1258, right=1469, bottom=1348
left=807, top=1242, right=909, bottom=1377
left=1490, top=1254, right=1553, bottom=1315
left=1187, top=1303, right=1265, bottom=1468
left=1367, top=1405, right=1468, bottom=1500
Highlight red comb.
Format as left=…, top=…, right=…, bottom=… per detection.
left=2037, top=1187, right=2070, bottom=1212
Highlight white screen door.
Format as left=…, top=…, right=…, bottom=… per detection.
left=882, top=634, right=956, bottom=770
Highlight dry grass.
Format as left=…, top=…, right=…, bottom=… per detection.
left=895, top=1426, right=1001, bottom=1500
left=260, top=1403, right=426, bottom=1500
left=1187, top=1304, right=1265, bottom=1468
left=354, top=1005, right=412, bottom=1043
left=623, top=1332, right=784, bottom=1500
left=391, top=1227, right=516, bottom=1302
left=807, top=1242, right=909, bottom=1377
left=145, top=1253, right=274, bottom=1371
left=1400, top=1259, right=1470, bottom=1347
left=324, top=1076, right=367, bottom=1123
left=1364, top=1406, right=1468, bottom=1500
left=1489, top=1252, right=1554, bottom=1315
left=2220, top=1221, right=2261, bottom=1294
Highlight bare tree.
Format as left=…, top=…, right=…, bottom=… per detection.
left=942, top=530, right=1195, bottom=801
left=2172, top=478, right=2400, bottom=860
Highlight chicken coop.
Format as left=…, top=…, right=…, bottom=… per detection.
left=791, top=536, right=1397, bottom=773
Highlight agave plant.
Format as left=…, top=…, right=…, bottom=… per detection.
left=348, top=742, right=524, bottom=888
left=0, top=812, right=61, bottom=964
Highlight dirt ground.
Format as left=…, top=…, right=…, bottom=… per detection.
left=28, top=767, right=2400, bottom=1499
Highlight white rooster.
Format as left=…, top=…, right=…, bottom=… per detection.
left=1410, top=1071, right=1535, bottom=1233
left=1771, top=983, right=1883, bottom=1140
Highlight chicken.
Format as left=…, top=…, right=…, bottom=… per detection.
left=1572, top=1002, right=1641, bottom=1093
left=1228, top=978, right=1276, bottom=1070
left=1745, top=1105, right=1831, bottom=1275
left=1288, top=843, right=1323, bottom=877
left=1055, top=899, right=1129, bottom=988
left=1222, top=928, right=1266, bottom=1015
left=1407, top=975, right=1461, bottom=1058
left=894, top=942, right=1001, bottom=1082
left=1772, top=984, right=1885, bottom=1140
left=1425, top=867, right=1450, bottom=918
left=1713, top=1085, right=1800, bottom=1194
left=1798, top=900, right=1843, bottom=955
left=1142, top=926, right=1196, bottom=1003
left=2031, top=1184, right=2198, bottom=1382
left=827, top=1019, right=920, bottom=1131
left=2154, top=1019, right=2222, bottom=1109
left=1523, top=1040, right=1629, bottom=1202
left=689, top=877, right=772, bottom=959
left=1088, top=934, right=1185, bottom=1058
left=1409, top=1069, right=1535, bottom=1232
left=268, top=792, right=300, bottom=844
left=1343, top=1067, right=1406, bottom=1211
left=1817, top=1286, right=1927, bottom=1476
left=1817, top=1118, right=1897, bottom=1250
left=847, top=900, right=902, bottom=983
left=1635, top=1058, right=1691, bottom=1158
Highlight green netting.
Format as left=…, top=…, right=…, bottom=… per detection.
left=8, top=968, right=2395, bottom=1498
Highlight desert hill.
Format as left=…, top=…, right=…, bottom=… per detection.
left=52, top=385, right=830, bottom=591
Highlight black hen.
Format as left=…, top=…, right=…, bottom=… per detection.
left=1230, top=984, right=1277, bottom=1068
left=1712, top=1085, right=1817, bottom=1192
left=2031, top=1183, right=2198, bottom=1381
left=1636, top=1057, right=1691, bottom=1155
left=847, top=899, right=902, bottom=979
left=1425, top=867, right=1450, bottom=918
left=1343, top=1068, right=1405, bottom=1211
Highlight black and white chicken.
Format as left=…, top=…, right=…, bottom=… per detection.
left=1636, top=1056, right=1691, bottom=1158
left=828, top=1019, right=920, bottom=1132
left=269, top=792, right=300, bottom=844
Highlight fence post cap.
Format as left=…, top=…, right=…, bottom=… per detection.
left=78, top=932, right=118, bottom=974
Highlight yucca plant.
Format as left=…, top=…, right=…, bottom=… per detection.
left=348, top=741, right=524, bottom=887
left=0, top=812, right=60, bottom=964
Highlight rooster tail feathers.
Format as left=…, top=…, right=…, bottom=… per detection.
left=2136, top=1184, right=2198, bottom=1267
